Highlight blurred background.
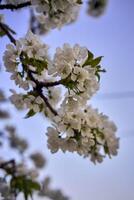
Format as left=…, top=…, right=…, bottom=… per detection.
left=0, top=0, right=134, bottom=199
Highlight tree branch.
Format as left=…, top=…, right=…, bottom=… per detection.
left=0, top=22, right=16, bottom=44
left=0, top=1, right=31, bottom=10
left=1, top=29, right=58, bottom=116
left=0, top=159, right=16, bottom=175
left=0, top=159, right=15, bottom=168
left=38, top=89, right=58, bottom=116
left=28, top=71, right=58, bottom=116
left=39, top=79, right=63, bottom=88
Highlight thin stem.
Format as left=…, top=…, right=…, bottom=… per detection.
left=0, top=1, right=31, bottom=10
left=0, top=22, right=16, bottom=44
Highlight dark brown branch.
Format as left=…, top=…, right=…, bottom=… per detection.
left=0, top=159, right=16, bottom=175
left=38, top=89, right=58, bottom=116
left=0, top=159, right=15, bottom=168
left=0, top=22, right=16, bottom=44
left=26, top=70, right=63, bottom=88
left=1, top=30, right=58, bottom=116
left=39, top=79, right=63, bottom=88
left=0, top=1, right=31, bottom=10
left=28, top=71, right=58, bottom=116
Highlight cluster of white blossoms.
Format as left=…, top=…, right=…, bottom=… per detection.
left=49, top=43, right=100, bottom=101
left=1, top=1, right=82, bottom=33
left=47, top=100, right=119, bottom=163
left=31, top=0, right=81, bottom=31
left=3, top=31, right=49, bottom=90
left=9, top=87, right=60, bottom=116
left=3, top=31, right=119, bottom=163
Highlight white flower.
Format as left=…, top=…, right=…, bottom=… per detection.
left=47, top=103, right=119, bottom=164
left=23, top=95, right=43, bottom=113
left=49, top=44, right=99, bottom=100
left=47, top=87, right=61, bottom=106
left=32, top=0, right=80, bottom=31
left=3, top=31, right=49, bottom=91
left=20, top=31, right=49, bottom=60
left=3, top=42, right=21, bottom=73
left=9, top=90, right=24, bottom=110
left=50, top=44, right=88, bottom=77
left=10, top=72, right=29, bottom=90
left=46, top=127, right=61, bottom=153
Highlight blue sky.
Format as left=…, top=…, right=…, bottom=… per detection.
left=1, top=1, right=134, bottom=200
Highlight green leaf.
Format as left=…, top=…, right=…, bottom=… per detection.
left=25, top=109, right=36, bottom=119
left=83, top=50, right=94, bottom=67
left=104, top=142, right=110, bottom=155
left=0, top=30, right=6, bottom=37
left=10, top=176, right=40, bottom=200
left=90, top=56, right=103, bottom=67
left=29, top=58, right=47, bottom=75
left=22, top=55, right=48, bottom=75
left=28, top=180, right=41, bottom=190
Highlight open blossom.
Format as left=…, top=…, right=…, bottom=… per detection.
left=47, top=87, right=61, bottom=107
left=3, top=31, right=49, bottom=90
left=9, top=90, right=25, bottom=110
left=2, top=30, right=118, bottom=163
left=49, top=43, right=88, bottom=77
left=49, top=43, right=99, bottom=99
left=3, top=42, right=21, bottom=73
left=19, top=31, right=49, bottom=60
left=47, top=103, right=119, bottom=164
left=31, top=0, right=80, bottom=31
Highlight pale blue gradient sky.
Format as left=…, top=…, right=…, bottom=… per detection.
left=0, top=1, right=134, bottom=200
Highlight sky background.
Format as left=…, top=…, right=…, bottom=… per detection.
left=0, top=0, right=134, bottom=200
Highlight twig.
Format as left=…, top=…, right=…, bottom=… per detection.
left=39, top=79, right=63, bottom=88
left=1, top=28, right=58, bottom=116
left=0, top=1, right=31, bottom=10
left=0, top=22, right=16, bottom=44
left=28, top=70, right=58, bottom=116
left=38, top=89, right=58, bottom=116
left=0, top=159, right=16, bottom=175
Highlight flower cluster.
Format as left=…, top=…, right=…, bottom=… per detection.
left=31, top=0, right=81, bottom=32
left=3, top=31, right=49, bottom=90
left=47, top=102, right=119, bottom=164
left=49, top=43, right=100, bottom=101
left=3, top=31, right=119, bottom=163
